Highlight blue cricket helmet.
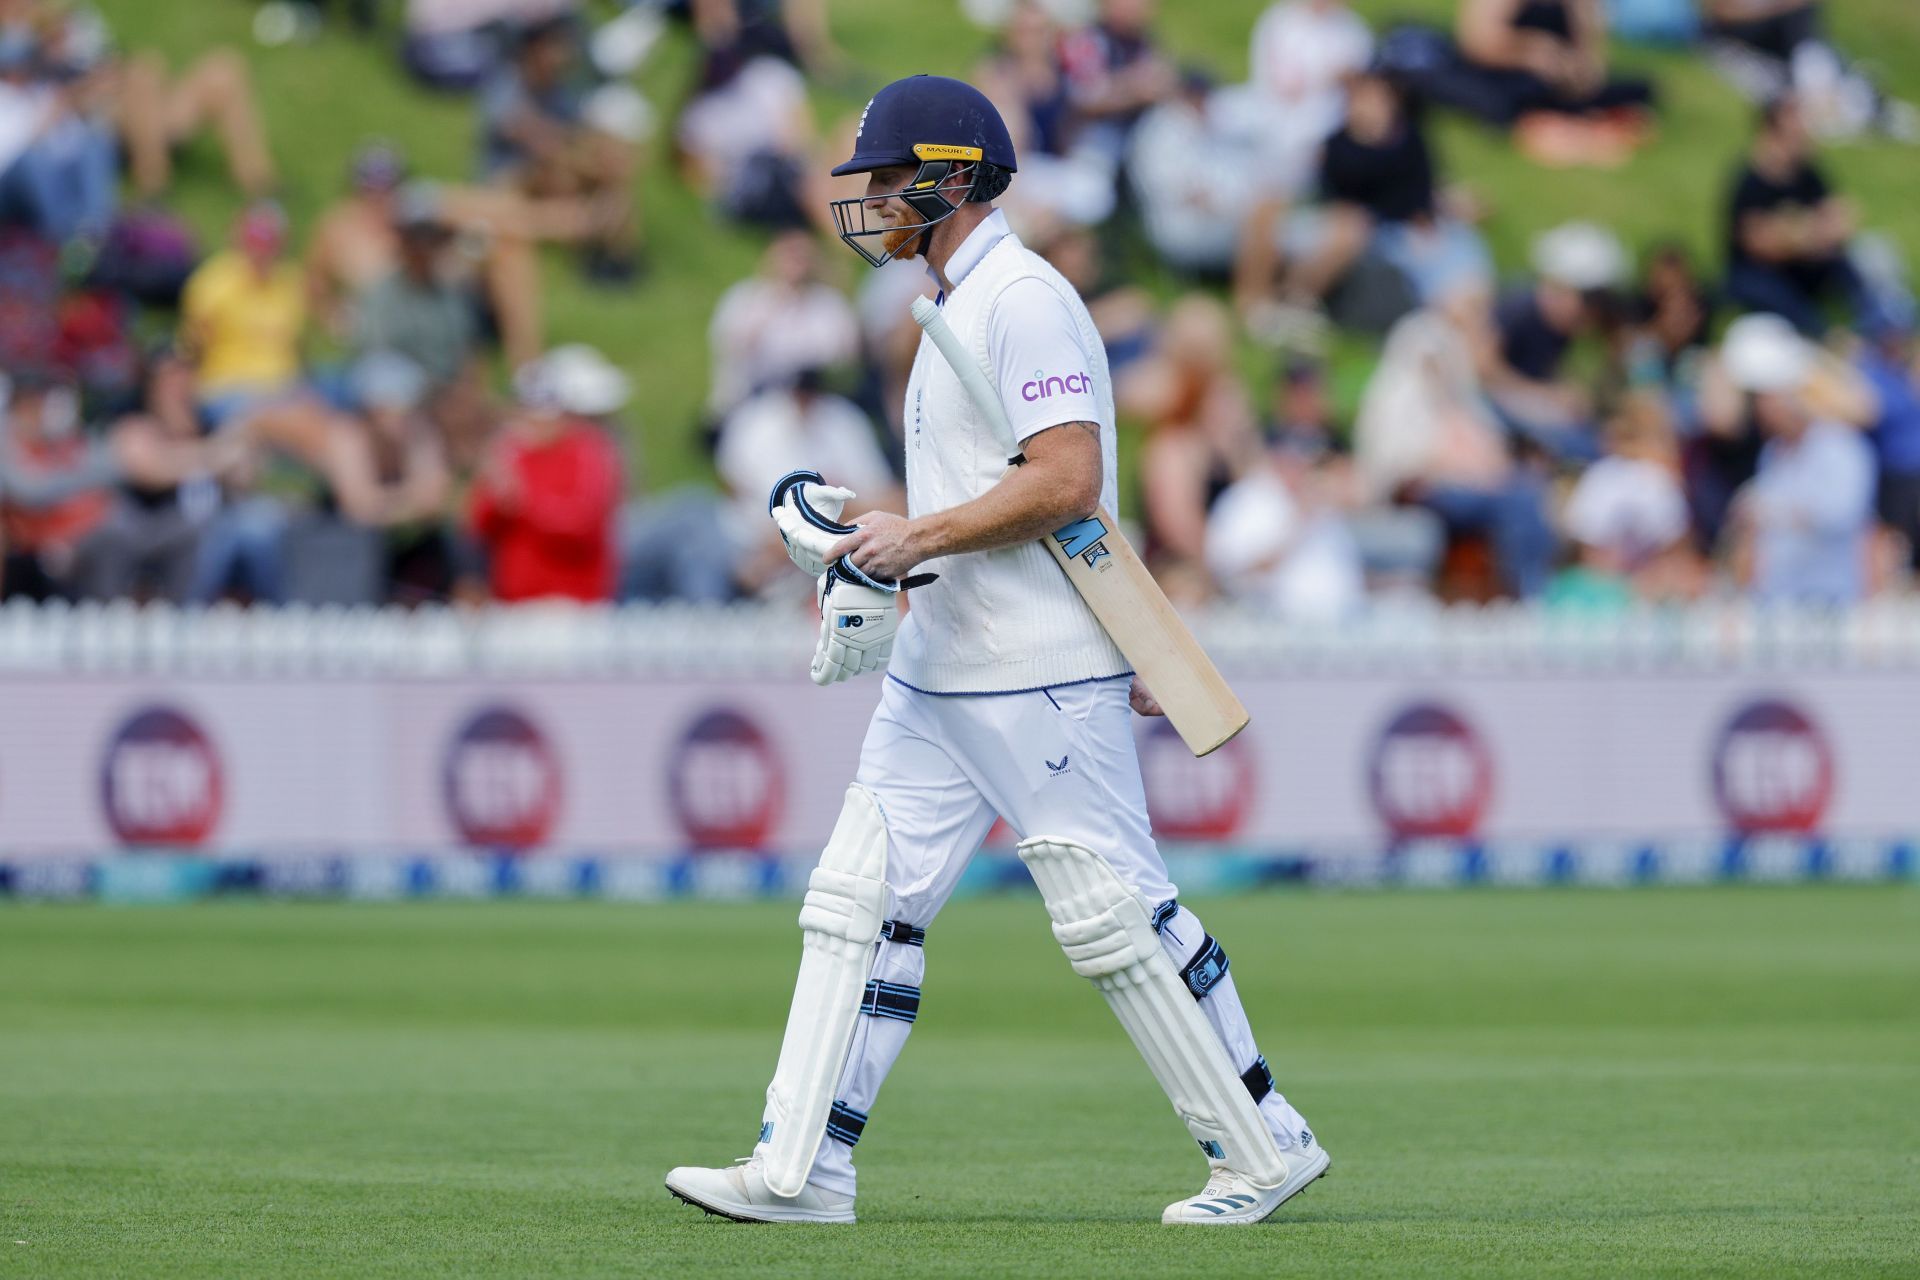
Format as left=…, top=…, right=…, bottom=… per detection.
left=831, top=74, right=1018, bottom=178
left=828, top=75, right=1017, bottom=268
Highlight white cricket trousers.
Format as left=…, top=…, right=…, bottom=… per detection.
left=768, top=674, right=1312, bottom=1197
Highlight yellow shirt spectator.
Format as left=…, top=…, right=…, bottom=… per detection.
left=182, top=248, right=307, bottom=398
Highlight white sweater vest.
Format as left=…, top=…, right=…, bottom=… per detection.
left=888, top=233, right=1129, bottom=693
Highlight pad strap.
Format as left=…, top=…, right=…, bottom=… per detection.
left=860, top=979, right=921, bottom=1024
left=1180, top=935, right=1230, bottom=1000
left=825, top=1100, right=868, bottom=1147
left=1241, top=1055, right=1274, bottom=1104
left=879, top=919, right=925, bottom=946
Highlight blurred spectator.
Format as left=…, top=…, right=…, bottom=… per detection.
left=1856, top=299, right=1920, bottom=571
left=1206, top=436, right=1366, bottom=622
left=1687, top=307, right=1874, bottom=551
left=469, top=348, right=624, bottom=602
left=75, top=346, right=218, bottom=603
left=1702, top=0, right=1917, bottom=142
left=1129, top=297, right=1262, bottom=597
left=52, top=277, right=140, bottom=415
left=1270, top=358, right=1446, bottom=590
left=325, top=351, right=454, bottom=604
left=422, top=371, right=503, bottom=604
left=1058, top=0, right=1176, bottom=168
left=1438, top=0, right=1654, bottom=165
left=1724, top=94, right=1865, bottom=336
left=28, top=1, right=276, bottom=202
left=706, top=229, right=858, bottom=419
left=979, top=2, right=1074, bottom=167
left=1206, top=364, right=1367, bottom=620
left=104, top=35, right=276, bottom=202
left=1357, top=304, right=1555, bottom=599
left=1720, top=313, right=1876, bottom=604
left=1557, top=391, right=1699, bottom=603
left=978, top=1, right=1117, bottom=229
left=309, top=143, right=409, bottom=338
left=187, top=391, right=343, bottom=606
left=1480, top=221, right=1626, bottom=459
left=1237, top=66, right=1491, bottom=339
left=1623, top=242, right=1715, bottom=394
left=181, top=201, right=307, bottom=423
left=1266, top=357, right=1338, bottom=452
left=682, top=0, right=842, bottom=79
left=404, top=0, right=575, bottom=92
left=1244, top=0, right=1373, bottom=190
left=309, top=144, right=546, bottom=371
left=0, top=221, right=61, bottom=380
left=714, top=366, right=902, bottom=597
left=350, top=184, right=481, bottom=389
left=0, top=28, right=115, bottom=244
left=191, top=358, right=475, bottom=606
left=479, top=14, right=643, bottom=283
left=1033, top=223, right=1156, bottom=376
left=675, top=24, right=812, bottom=228
left=0, top=370, right=108, bottom=599
left=548, top=332, right=751, bottom=606
left=1126, top=69, right=1258, bottom=276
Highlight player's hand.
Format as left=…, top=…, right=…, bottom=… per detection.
left=771, top=482, right=856, bottom=577
left=1129, top=676, right=1165, bottom=718
left=811, top=570, right=898, bottom=685
left=828, top=510, right=922, bottom=583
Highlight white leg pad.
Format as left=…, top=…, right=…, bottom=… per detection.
left=761, top=784, right=890, bottom=1196
left=1018, top=835, right=1288, bottom=1188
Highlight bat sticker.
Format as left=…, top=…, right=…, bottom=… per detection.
left=1052, top=516, right=1108, bottom=560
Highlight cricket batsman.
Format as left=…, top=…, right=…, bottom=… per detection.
left=666, top=74, right=1327, bottom=1226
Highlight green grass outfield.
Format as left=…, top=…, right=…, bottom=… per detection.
left=2, top=886, right=1917, bottom=1277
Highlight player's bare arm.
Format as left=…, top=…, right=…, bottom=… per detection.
left=827, top=422, right=1100, bottom=580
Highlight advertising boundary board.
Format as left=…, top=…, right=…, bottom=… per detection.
left=0, top=665, right=1913, bottom=897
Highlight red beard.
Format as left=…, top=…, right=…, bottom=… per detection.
left=881, top=211, right=928, bottom=260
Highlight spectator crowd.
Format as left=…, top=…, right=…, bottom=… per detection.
left=1, top=0, right=1918, bottom=619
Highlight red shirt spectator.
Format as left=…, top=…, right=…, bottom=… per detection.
left=2, top=379, right=111, bottom=554
left=469, top=407, right=622, bottom=602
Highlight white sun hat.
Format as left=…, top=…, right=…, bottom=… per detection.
left=582, top=84, right=655, bottom=144
left=516, top=345, right=633, bottom=417
left=1721, top=312, right=1814, bottom=393
left=1531, top=222, right=1629, bottom=291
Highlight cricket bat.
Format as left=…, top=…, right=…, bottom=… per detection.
left=910, top=296, right=1249, bottom=757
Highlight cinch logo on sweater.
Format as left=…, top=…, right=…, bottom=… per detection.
left=1021, top=370, right=1091, bottom=401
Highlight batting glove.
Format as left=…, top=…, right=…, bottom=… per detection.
left=769, top=470, right=856, bottom=579
left=810, top=567, right=897, bottom=685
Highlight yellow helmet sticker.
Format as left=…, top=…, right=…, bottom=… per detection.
left=912, top=143, right=984, bottom=162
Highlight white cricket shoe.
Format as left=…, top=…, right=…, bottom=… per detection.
left=1161, top=1142, right=1331, bottom=1225
left=664, top=1157, right=856, bottom=1224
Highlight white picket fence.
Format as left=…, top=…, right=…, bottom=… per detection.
left=4, top=597, right=1920, bottom=676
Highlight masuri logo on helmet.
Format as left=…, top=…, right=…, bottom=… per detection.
left=911, top=143, right=984, bottom=162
